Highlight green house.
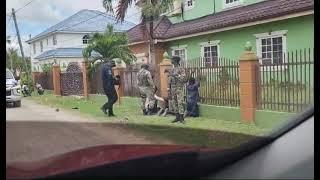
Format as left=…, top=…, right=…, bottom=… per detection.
left=128, top=0, right=313, bottom=66
left=127, top=0, right=314, bottom=113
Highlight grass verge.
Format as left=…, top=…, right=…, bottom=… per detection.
left=27, top=91, right=268, bottom=148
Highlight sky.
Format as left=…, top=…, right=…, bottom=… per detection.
left=6, top=0, right=141, bottom=56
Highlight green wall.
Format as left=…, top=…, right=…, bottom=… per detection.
left=168, top=15, right=314, bottom=113
left=168, top=15, right=314, bottom=61
left=169, top=0, right=266, bottom=24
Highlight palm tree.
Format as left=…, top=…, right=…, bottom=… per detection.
left=82, top=24, right=136, bottom=65
left=102, top=0, right=173, bottom=65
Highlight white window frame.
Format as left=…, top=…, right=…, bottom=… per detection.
left=46, top=39, right=49, bottom=45
left=53, top=35, right=57, bottom=45
left=40, top=41, right=43, bottom=52
left=33, top=43, right=36, bottom=54
left=171, top=45, right=188, bottom=66
left=223, top=0, right=244, bottom=10
left=199, top=40, right=220, bottom=68
left=82, top=35, right=90, bottom=44
left=184, top=0, right=195, bottom=11
left=254, top=30, right=288, bottom=71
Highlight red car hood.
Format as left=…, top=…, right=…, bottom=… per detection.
left=7, top=144, right=218, bottom=179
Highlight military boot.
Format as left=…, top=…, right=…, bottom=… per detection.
left=108, top=107, right=115, bottom=117
left=171, top=113, right=180, bottom=123
left=142, top=109, right=148, bottom=115
left=100, top=106, right=108, bottom=115
left=180, top=114, right=185, bottom=124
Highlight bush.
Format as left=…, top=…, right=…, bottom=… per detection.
left=20, top=72, right=34, bottom=92
left=40, top=63, right=53, bottom=74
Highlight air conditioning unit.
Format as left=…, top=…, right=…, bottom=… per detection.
left=169, top=0, right=182, bottom=16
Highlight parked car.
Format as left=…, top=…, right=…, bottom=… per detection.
left=6, top=68, right=22, bottom=107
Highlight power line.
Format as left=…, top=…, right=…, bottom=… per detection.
left=15, top=0, right=36, bottom=13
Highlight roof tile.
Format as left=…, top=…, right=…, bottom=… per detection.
left=128, top=0, right=313, bottom=43
left=28, top=9, right=136, bottom=43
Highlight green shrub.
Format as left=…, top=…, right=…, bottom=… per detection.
left=20, top=72, right=34, bottom=92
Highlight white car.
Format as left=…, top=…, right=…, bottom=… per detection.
left=6, top=68, right=22, bottom=107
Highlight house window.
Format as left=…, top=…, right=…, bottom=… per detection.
left=200, top=41, right=220, bottom=67
left=46, top=39, right=49, bottom=45
left=184, top=0, right=194, bottom=10
left=203, top=45, right=218, bottom=67
left=33, top=43, right=36, bottom=54
left=53, top=35, right=57, bottom=45
left=172, top=48, right=187, bottom=61
left=82, top=35, right=90, bottom=44
left=260, top=37, right=283, bottom=65
left=40, top=41, right=43, bottom=52
left=223, top=0, right=243, bottom=9
left=255, top=30, right=287, bottom=66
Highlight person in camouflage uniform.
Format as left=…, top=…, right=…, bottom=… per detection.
left=137, top=64, right=156, bottom=115
left=167, top=56, right=187, bottom=123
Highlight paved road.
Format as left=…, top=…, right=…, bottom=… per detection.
left=6, top=99, right=171, bottom=163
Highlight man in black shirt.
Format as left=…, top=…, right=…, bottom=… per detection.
left=100, top=60, right=120, bottom=116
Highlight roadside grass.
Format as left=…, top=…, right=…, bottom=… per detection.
left=27, top=91, right=269, bottom=148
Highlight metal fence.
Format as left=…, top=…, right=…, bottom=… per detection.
left=257, top=48, right=314, bottom=112
left=183, top=57, right=240, bottom=107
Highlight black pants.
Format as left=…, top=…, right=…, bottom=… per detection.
left=102, top=87, right=118, bottom=113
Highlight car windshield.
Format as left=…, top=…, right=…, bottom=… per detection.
left=6, top=70, right=14, bottom=79
left=6, top=0, right=314, bottom=177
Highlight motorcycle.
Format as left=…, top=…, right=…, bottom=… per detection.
left=21, top=85, right=32, bottom=97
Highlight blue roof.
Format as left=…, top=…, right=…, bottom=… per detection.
left=34, top=48, right=100, bottom=60
left=27, top=9, right=136, bottom=42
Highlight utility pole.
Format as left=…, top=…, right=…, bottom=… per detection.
left=11, top=55, right=13, bottom=72
left=12, top=8, right=29, bottom=81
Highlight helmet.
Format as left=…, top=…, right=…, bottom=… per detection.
left=171, top=56, right=181, bottom=65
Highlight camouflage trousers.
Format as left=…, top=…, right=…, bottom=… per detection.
left=170, top=86, right=185, bottom=114
left=138, top=86, right=155, bottom=110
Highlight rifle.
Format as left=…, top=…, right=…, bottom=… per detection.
left=164, top=69, right=174, bottom=100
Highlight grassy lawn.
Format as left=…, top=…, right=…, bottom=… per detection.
left=27, top=91, right=269, bottom=148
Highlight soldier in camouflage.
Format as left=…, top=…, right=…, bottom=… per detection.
left=167, top=56, right=187, bottom=123
left=137, top=64, right=156, bottom=115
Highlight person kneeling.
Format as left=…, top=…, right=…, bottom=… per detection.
left=185, top=77, right=200, bottom=118
left=36, top=83, right=45, bottom=95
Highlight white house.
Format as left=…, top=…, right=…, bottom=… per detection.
left=26, top=9, right=135, bottom=72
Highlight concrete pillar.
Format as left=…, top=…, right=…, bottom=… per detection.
left=159, top=52, right=173, bottom=98
left=82, top=61, right=89, bottom=98
left=239, top=42, right=260, bottom=123
left=52, top=64, right=61, bottom=96
left=113, top=66, right=125, bottom=105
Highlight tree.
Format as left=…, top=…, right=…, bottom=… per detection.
left=82, top=24, right=136, bottom=65
left=6, top=48, right=31, bottom=72
left=102, top=0, right=173, bottom=65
